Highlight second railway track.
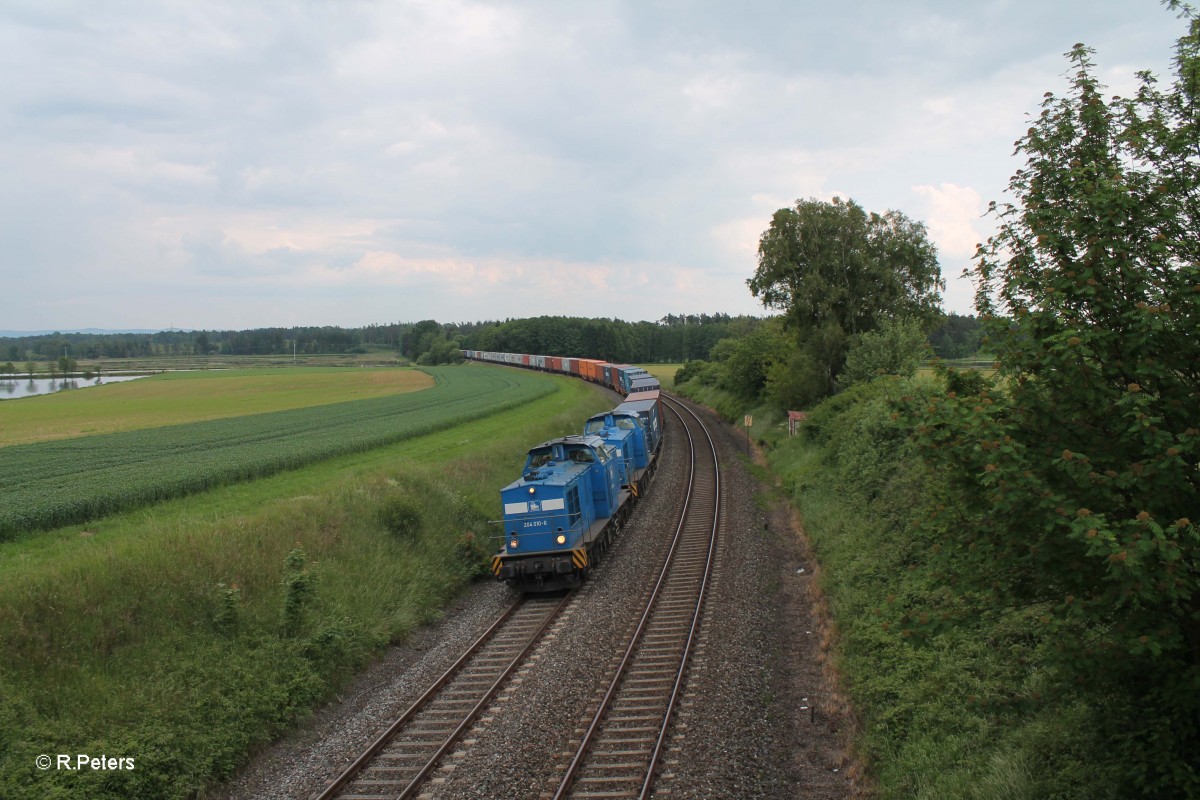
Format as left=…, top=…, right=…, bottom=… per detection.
left=314, top=592, right=571, bottom=800
left=551, top=395, right=722, bottom=800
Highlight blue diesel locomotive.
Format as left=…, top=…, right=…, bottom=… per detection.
left=481, top=351, right=664, bottom=590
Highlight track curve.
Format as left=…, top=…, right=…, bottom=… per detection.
left=551, top=395, right=721, bottom=800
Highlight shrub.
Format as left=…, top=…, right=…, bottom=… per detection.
left=213, top=583, right=241, bottom=634
left=455, top=531, right=492, bottom=579
left=841, top=317, right=927, bottom=386
left=673, top=359, right=708, bottom=385
left=281, top=548, right=315, bottom=635
left=378, top=497, right=422, bottom=539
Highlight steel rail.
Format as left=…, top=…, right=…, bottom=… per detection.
left=314, top=592, right=571, bottom=800
left=392, top=590, right=572, bottom=799
left=551, top=394, right=721, bottom=800
left=638, top=397, right=720, bottom=799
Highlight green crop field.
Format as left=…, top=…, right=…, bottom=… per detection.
left=0, top=368, right=434, bottom=447
left=0, top=365, right=554, bottom=538
left=0, top=372, right=612, bottom=800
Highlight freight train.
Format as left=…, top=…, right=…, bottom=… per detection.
left=461, top=350, right=663, bottom=590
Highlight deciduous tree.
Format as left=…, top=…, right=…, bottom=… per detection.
left=910, top=21, right=1200, bottom=796
left=748, top=197, right=943, bottom=399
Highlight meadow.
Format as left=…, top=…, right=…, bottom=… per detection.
left=0, top=367, right=433, bottom=447
left=640, top=363, right=682, bottom=388
left=0, top=369, right=614, bottom=799
left=0, top=366, right=552, bottom=538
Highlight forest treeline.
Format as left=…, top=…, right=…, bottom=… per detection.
left=1, top=313, right=982, bottom=369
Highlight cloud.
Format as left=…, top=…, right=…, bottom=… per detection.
left=911, top=183, right=985, bottom=259
left=0, top=0, right=1186, bottom=329
left=911, top=183, right=988, bottom=314
left=709, top=217, right=764, bottom=262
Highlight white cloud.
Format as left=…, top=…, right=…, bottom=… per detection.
left=0, top=0, right=1186, bottom=329
left=911, top=182, right=989, bottom=314
left=911, top=183, right=986, bottom=260
left=709, top=217, right=763, bottom=261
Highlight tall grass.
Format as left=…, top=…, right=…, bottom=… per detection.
left=0, top=375, right=613, bottom=800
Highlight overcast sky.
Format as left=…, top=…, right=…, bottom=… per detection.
left=0, top=1, right=1187, bottom=331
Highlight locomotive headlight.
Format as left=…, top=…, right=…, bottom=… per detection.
left=528, top=486, right=535, bottom=495
left=556, top=534, right=566, bottom=545
left=510, top=538, right=519, bottom=550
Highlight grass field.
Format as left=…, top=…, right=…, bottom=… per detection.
left=0, top=368, right=433, bottom=447
left=640, top=363, right=683, bottom=388
left=0, top=365, right=554, bottom=538
left=916, top=357, right=997, bottom=381
left=0, top=371, right=614, bottom=800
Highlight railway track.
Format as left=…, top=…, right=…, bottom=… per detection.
left=313, top=592, right=571, bottom=800
left=551, top=395, right=721, bottom=800
left=312, top=394, right=720, bottom=800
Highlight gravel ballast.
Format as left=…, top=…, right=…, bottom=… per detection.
left=215, top=396, right=857, bottom=800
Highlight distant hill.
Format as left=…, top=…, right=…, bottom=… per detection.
left=0, top=329, right=186, bottom=338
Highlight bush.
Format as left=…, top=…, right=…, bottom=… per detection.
left=765, top=348, right=829, bottom=411
left=455, top=531, right=492, bottom=579
left=842, top=317, right=927, bottom=386
left=768, top=375, right=1124, bottom=799
left=673, top=359, right=708, bottom=385
left=378, top=496, right=422, bottom=539
left=281, top=548, right=315, bottom=635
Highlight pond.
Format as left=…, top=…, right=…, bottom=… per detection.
left=0, top=374, right=149, bottom=400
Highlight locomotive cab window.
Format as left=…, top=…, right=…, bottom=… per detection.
left=567, top=487, right=582, bottom=527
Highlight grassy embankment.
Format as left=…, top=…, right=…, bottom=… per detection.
left=674, top=376, right=1113, bottom=800
left=0, top=367, right=434, bottom=446
left=0, top=366, right=614, bottom=800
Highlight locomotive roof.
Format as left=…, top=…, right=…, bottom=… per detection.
left=585, top=409, right=639, bottom=421
left=528, top=434, right=606, bottom=451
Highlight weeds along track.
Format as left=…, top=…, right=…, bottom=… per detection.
left=0, top=366, right=554, bottom=537
left=314, top=592, right=572, bottom=800
left=551, top=395, right=721, bottom=800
